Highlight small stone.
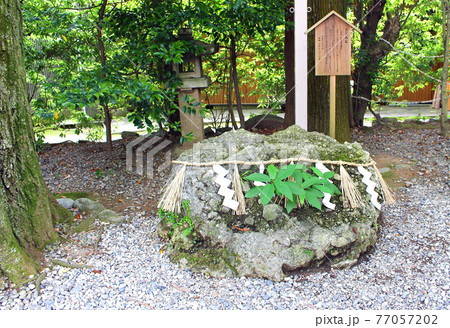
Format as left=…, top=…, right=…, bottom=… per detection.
left=244, top=217, right=255, bottom=225
left=57, top=198, right=75, bottom=209
left=262, top=204, right=287, bottom=222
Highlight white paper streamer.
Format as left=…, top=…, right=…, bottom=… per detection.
left=213, top=165, right=239, bottom=211
left=254, top=164, right=266, bottom=187
left=357, top=166, right=381, bottom=210
left=315, top=163, right=336, bottom=210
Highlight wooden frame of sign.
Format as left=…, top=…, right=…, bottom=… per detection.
left=306, top=11, right=361, bottom=139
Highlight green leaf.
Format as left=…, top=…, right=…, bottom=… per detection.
left=245, top=173, right=271, bottom=182
left=260, top=184, right=275, bottom=205
left=286, top=199, right=296, bottom=214
left=295, top=164, right=307, bottom=170
left=323, top=171, right=335, bottom=179
left=273, top=179, right=293, bottom=201
left=310, top=187, right=325, bottom=197
left=298, top=189, right=306, bottom=204
left=302, top=176, right=319, bottom=189
left=324, top=181, right=341, bottom=195
left=245, top=186, right=262, bottom=198
left=313, top=184, right=333, bottom=194
left=306, top=191, right=322, bottom=210
left=293, top=170, right=303, bottom=185
left=310, top=167, right=324, bottom=178
left=286, top=180, right=302, bottom=195
left=277, top=164, right=296, bottom=180
left=267, top=165, right=277, bottom=179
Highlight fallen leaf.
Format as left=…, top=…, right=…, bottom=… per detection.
left=170, top=283, right=189, bottom=293
left=119, top=199, right=124, bottom=202
left=232, top=226, right=250, bottom=231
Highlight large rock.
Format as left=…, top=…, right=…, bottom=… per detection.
left=159, top=126, right=381, bottom=281
left=96, top=209, right=126, bottom=224
left=57, top=198, right=74, bottom=209
left=73, top=198, right=105, bottom=213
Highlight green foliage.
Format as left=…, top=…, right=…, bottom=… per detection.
left=351, top=0, right=443, bottom=102
left=158, top=200, right=194, bottom=238
left=244, top=164, right=340, bottom=213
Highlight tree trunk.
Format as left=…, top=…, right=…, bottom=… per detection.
left=97, top=0, right=113, bottom=152
left=228, top=62, right=239, bottom=130
left=440, top=0, right=449, bottom=138
left=230, top=36, right=246, bottom=129
left=0, top=0, right=62, bottom=283
left=351, top=0, right=407, bottom=128
left=307, top=0, right=351, bottom=142
left=283, top=1, right=295, bottom=127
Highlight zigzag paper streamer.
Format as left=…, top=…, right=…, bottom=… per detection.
left=315, top=163, right=336, bottom=210
left=213, top=165, right=239, bottom=211
left=357, top=166, right=381, bottom=210
left=254, top=164, right=266, bottom=187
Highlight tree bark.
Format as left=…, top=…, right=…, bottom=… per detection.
left=351, top=0, right=409, bottom=128
left=228, top=62, right=239, bottom=130
left=230, top=37, right=246, bottom=129
left=307, top=0, right=351, bottom=142
left=440, top=0, right=449, bottom=138
left=97, top=0, right=113, bottom=152
left=0, top=0, right=61, bottom=283
left=283, top=1, right=295, bottom=127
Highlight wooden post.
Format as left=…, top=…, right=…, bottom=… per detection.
left=294, top=0, right=308, bottom=130
left=306, top=11, right=361, bottom=139
left=329, top=75, right=336, bottom=138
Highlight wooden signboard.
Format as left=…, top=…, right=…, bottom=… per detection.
left=314, top=14, right=352, bottom=76
left=307, top=11, right=361, bottom=138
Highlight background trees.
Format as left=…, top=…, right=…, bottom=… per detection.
left=22, top=0, right=449, bottom=143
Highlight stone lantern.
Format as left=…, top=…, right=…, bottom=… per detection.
left=173, top=28, right=218, bottom=144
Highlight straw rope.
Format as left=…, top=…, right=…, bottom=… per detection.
left=172, top=157, right=375, bottom=168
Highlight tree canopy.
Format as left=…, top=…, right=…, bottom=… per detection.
left=22, top=0, right=448, bottom=144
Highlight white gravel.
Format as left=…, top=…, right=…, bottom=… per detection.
left=0, top=126, right=449, bottom=310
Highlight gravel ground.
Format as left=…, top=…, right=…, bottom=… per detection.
left=0, top=124, right=449, bottom=310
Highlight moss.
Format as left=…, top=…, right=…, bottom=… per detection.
left=68, top=216, right=96, bottom=234
left=169, top=247, right=241, bottom=277
left=54, top=192, right=93, bottom=200
left=316, top=144, right=368, bottom=164
left=51, top=201, right=72, bottom=224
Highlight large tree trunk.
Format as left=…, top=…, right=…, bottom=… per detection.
left=440, top=0, right=449, bottom=138
left=283, top=1, right=295, bottom=127
left=307, top=0, right=351, bottom=142
left=351, top=0, right=406, bottom=127
left=0, top=0, right=62, bottom=283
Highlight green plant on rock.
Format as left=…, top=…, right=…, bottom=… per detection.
left=158, top=200, right=194, bottom=238
left=244, top=164, right=341, bottom=213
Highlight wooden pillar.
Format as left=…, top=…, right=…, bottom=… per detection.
left=294, top=0, right=308, bottom=130
left=178, top=89, right=204, bottom=144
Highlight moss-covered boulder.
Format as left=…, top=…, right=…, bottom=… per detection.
left=159, top=126, right=383, bottom=281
